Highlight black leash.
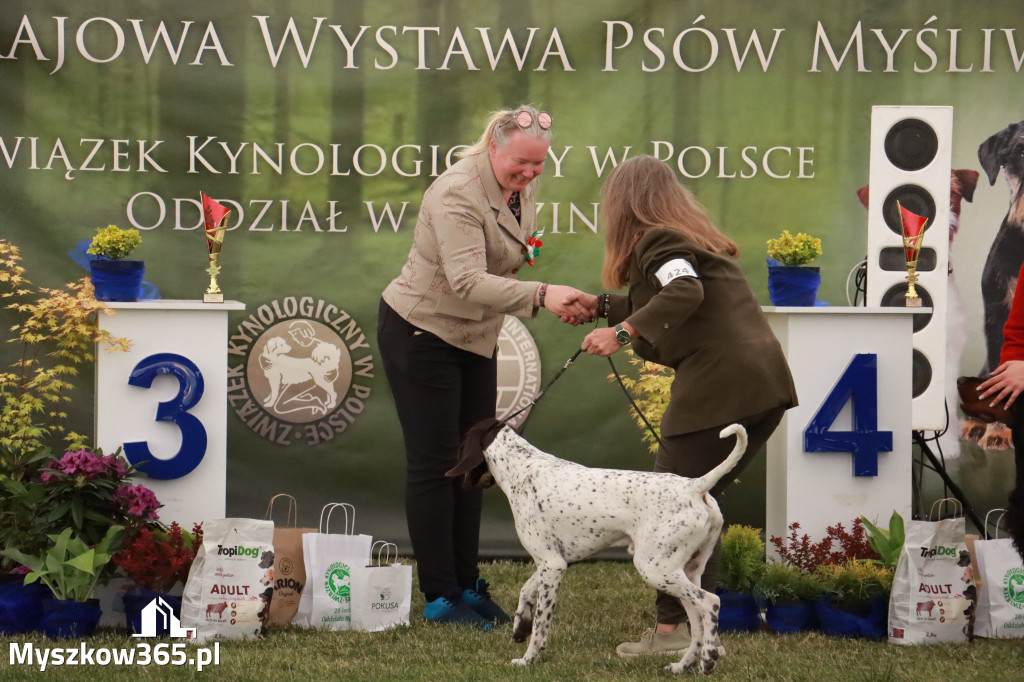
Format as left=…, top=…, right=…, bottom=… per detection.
left=606, top=355, right=667, bottom=450
left=501, top=348, right=584, bottom=432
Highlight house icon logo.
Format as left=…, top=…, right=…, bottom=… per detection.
left=133, top=596, right=196, bottom=638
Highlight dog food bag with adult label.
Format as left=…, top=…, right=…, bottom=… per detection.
left=181, top=518, right=276, bottom=643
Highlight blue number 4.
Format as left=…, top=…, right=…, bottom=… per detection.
left=804, top=353, right=893, bottom=477
left=124, top=353, right=208, bottom=480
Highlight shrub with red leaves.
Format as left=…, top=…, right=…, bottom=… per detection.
left=769, top=519, right=878, bottom=573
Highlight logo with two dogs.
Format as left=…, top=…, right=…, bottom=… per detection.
left=1003, top=568, right=1024, bottom=609
left=228, top=297, right=375, bottom=447
left=325, top=562, right=352, bottom=603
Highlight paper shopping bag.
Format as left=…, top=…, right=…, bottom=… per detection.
left=888, top=499, right=975, bottom=645
left=264, top=493, right=317, bottom=626
left=293, top=503, right=373, bottom=630
left=350, top=542, right=412, bottom=632
left=974, top=509, right=1024, bottom=638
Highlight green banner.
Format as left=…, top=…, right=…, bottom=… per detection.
left=3, top=1, right=1021, bottom=552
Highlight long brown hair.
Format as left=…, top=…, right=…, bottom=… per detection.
left=600, top=155, right=739, bottom=289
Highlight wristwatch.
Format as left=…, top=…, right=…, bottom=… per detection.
left=614, top=323, right=631, bottom=345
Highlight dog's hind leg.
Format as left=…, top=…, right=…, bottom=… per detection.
left=511, top=560, right=566, bottom=667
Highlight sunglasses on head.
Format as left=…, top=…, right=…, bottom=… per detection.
left=511, top=109, right=552, bottom=130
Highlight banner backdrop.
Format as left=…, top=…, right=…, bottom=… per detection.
left=3, top=0, right=1023, bottom=553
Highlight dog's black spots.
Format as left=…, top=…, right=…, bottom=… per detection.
left=712, top=602, right=720, bottom=613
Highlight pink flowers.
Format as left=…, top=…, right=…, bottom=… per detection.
left=41, top=449, right=128, bottom=479
left=114, top=484, right=161, bottom=520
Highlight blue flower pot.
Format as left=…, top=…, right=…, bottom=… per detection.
left=715, top=588, right=762, bottom=632
left=767, top=261, right=821, bottom=306
left=816, top=594, right=888, bottom=639
left=90, top=259, right=145, bottom=302
left=765, top=598, right=819, bottom=633
left=0, top=577, right=49, bottom=634
left=41, top=598, right=102, bottom=639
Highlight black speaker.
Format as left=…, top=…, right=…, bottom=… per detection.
left=865, top=106, right=952, bottom=431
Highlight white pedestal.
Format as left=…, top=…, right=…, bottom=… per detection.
left=96, top=299, right=245, bottom=529
left=763, top=307, right=917, bottom=550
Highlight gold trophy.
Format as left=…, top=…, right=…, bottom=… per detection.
left=201, top=192, right=231, bottom=303
left=897, top=201, right=928, bottom=308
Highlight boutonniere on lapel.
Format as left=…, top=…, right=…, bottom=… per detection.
left=526, top=230, right=544, bottom=266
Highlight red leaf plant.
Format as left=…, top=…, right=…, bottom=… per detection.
left=112, top=522, right=203, bottom=593
left=769, top=519, right=878, bottom=573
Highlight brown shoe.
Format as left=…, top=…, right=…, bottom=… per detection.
left=615, top=627, right=690, bottom=657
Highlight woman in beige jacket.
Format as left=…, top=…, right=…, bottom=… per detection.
left=378, top=105, right=589, bottom=628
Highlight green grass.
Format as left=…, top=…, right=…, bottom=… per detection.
left=3, top=559, right=1023, bottom=681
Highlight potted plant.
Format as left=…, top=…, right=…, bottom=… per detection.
left=814, top=560, right=893, bottom=639
left=606, top=349, right=673, bottom=453
left=860, top=511, right=905, bottom=570
left=1, top=525, right=124, bottom=638
left=765, top=229, right=823, bottom=306
left=113, top=522, right=203, bottom=634
left=717, top=524, right=765, bottom=632
left=86, top=224, right=145, bottom=301
left=753, top=560, right=825, bottom=633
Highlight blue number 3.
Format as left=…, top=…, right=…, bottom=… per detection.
left=124, top=353, right=208, bottom=480
left=803, top=353, right=893, bottom=477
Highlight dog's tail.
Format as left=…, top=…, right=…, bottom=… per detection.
left=693, top=423, right=748, bottom=493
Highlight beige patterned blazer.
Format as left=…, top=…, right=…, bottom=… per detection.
left=382, top=152, right=541, bottom=357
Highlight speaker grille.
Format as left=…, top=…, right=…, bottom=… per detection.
left=878, top=247, right=937, bottom=272
left=882, top=185, right=936, bottom=236
left=911, top=348, right=932, bottom=398
left=884, top=118, right=939, bottom=171
left=880, top=283, right=933, bottom=332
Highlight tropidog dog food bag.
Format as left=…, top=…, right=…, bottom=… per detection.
left=181, top=518, right=276, bottom=642
left=889, top=501, right=975, bottom=645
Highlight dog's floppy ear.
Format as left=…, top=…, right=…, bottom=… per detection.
left=855, top=185, right=870, bottom=210
left=446, top=418, right=502, bottom=478
left=978, top=123, right=1019, bottom=186
left=953, top=168, right=980, bottom=203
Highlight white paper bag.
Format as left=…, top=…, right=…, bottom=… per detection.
left=888, top=500, right=975, bottom=645
left=293, top=503, right=373, bottom=630
left=180, top=518, right=276, bottom=643
left=974, top=509, right=1024, bottom=638
left=350, top=542, right=412, bottom=632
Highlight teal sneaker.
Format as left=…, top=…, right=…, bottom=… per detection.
left=462, top=579, right=511, bottom=624
left=423, top=595, right=493, bottom=630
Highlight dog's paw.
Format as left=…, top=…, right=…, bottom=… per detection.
left=510, top=657, right=533, bottom=667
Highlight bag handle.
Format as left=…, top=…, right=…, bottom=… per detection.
left=984, top=508, right=1008, bottom=540
left=371, top=540, right=398, bottom=566
left=265, top=493, right=298, bottom=527
left=320, top=502, right=356, bottom=534
left=929, top=497, right=963, bottom=521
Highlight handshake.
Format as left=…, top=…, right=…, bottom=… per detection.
left=538, top=285, right=633, bottom=357
left=538, top=284, right=597, bottom=326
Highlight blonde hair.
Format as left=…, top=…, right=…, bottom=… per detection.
left=457, top=104, right=552, bottom=158
left=600, top=155, right=739, bottom=289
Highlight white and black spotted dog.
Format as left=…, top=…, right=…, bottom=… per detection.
left=447, top=418, right=748, bottom=675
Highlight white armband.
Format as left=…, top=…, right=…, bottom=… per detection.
left=653, top=258, right=698, bottom=287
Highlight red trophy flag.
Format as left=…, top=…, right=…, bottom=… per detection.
left=897, top=202, right=928, bottom=306
left=201, top=192, right=230, bottom=253
left=200, top=192, right=230, bottom=302
left=898, top=204, right=928, bottom=262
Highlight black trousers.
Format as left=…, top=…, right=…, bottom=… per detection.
left=377, top=299, right=497, bottom=599
left=652, top=405, right=788, bottom=625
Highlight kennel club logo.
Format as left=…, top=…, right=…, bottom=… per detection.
left=227, top=297, right=374, bottom=447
